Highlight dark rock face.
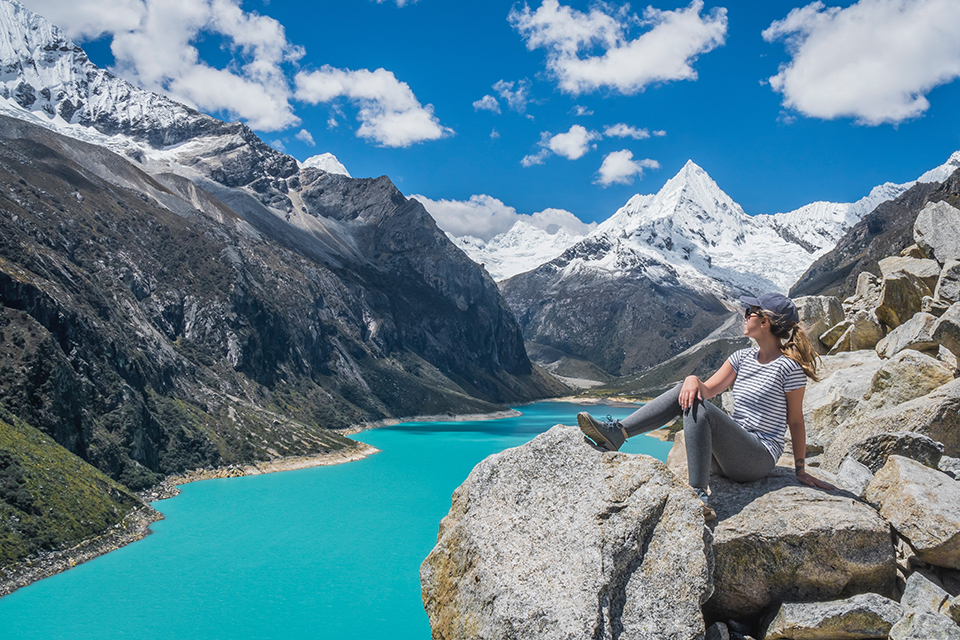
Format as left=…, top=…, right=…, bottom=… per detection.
left=791, top=172, right=960, bottom=299
left=499, top=237, right=732, bottom=376
left=0, top=115, right=561, bottom=488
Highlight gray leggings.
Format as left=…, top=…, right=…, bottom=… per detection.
left=621, top=384, right=776, bottom=489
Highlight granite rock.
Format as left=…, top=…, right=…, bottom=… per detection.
left=878, top=256, right=941, bottom=290
left=420, top=425, right=712, bottom=640
left=836, top=457, right=874, bottom=499
left=823, top=378, right=960, bottom=470
left=865, top=456, right=960, bottom=569
left=875, top=312, right=940, bottom=358
left=705, top=468, right=895, bottom=619
left=875, top=271, right=932, bottom=329
left=936, top=260, right=960, bottom=305
left=760, top=592, right=901, bottom=640
left=796, top=296, right=844, bottom=354
left=901, top=570, right=952, bottom=616
left=888, top=611, right=960, bottom=640
left=933, top=302, right=960, bottom=360
left=914, top=201, right=960, bottom=264
left=847, top=432, right=944, bottom=474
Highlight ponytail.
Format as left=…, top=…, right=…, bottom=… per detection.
left=782, top=325, right=820, bottom=381
left=764, top=311, right=821, bottom=381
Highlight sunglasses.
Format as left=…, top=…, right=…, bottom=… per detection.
left=744, top=308, right=764, bottom=319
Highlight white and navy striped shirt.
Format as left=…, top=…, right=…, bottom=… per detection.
left=728, top=347, right=807, bottom=461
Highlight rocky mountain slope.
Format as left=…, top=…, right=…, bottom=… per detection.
left=500, top=158, right=958, bottom=377
left=0, top=1, right=561, bottom=507
left=792, top=168, right=960, bottom=299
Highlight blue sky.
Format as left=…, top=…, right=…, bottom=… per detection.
left=23, top=0, right=960, bottom=240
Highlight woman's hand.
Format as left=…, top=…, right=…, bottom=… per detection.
left=796, top=470, right=836, bottom=491
left=678, top=375, right=701, bottom=410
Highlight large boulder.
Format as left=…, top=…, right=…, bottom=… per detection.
left=704, top=468, right=896, bottom=620
left=847, top=432, right=944, bottom=473
left=760, top=593, right=901, bottom=640
left=856, top=350, right=955, bottom=416
left=802, top=351, right=883, bottom=443
left=933, top=301, right=960, bottom=360
left=936, top=260, right=960, bottom=305
left=420, top=425, right=712, bottom=640
left=796, top=296, right=844, bottom=354
left=823, top=378, right=960, bottom=470
left=878, top=256, right=941, bottom=290
left=875, top=312, right=940, bottom=358
left=914, top=201, right=960, bottom=264
left=865, top=455, right=960, bottom=570
left=889, top=611, right=960, bottom=640
left=900, top=570, right=953, bottom=617
left=827, top=312, right=886, bottom=353
left=874, top=271, right=933, bottom=329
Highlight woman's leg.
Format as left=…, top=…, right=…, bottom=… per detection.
left=682, top=399, right=776, bottom=488
left=620, top=384, right=684, bottom=437
left=578, top=385, right=684, bottom=450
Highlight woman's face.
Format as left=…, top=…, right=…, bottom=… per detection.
left=743, top=306, right=768, bottom=338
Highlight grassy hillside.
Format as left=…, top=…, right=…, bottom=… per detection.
left=0, top=408, right=142, bottom=568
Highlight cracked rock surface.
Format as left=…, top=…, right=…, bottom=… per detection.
left=420, top=425, right=712, bottom=640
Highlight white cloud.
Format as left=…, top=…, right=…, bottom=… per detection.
left=473, top=95, right=501, bottom=113
left=572, top=105, right=594, bottom=116
left=374, top=0, right=418, bottom=6
left=652, top=129, right=667, bottom=137
left=270, top=139, right=286, bottom=152
left=510, top=0, right=727, bottom=95
left=55, top=0, right=306, bottom=132
left=490, top=128, right=501, bottom=139
left=521, top=124, right=601, bottom=166
left=762, top=0, right=960, bottom=125
left=412, top=193, right=595, bottom=241
left=295, top=129, right=316, bottom=146
left=23, top=0, right=145, bottom=39
left=604, top=123, right=651, bottom=139
left=547, top=124, right=600, bottom=159
left=295, top=66, right=453, bottom=147
left=493, top=79, right=532, bottom=113
left=521, top=149, right=550, bottom=167
left=595, top=150, right=659, bottom=186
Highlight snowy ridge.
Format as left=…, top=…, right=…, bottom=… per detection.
left=917, top=150, right=960, bottom=184
left=301, top=153, right=351, bottom=177
left=449, top=221, right=585, bottom=281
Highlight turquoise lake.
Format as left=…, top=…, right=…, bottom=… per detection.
left=0, top=401, right=672, bottom=639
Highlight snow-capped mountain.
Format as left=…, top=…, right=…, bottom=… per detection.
left=498, top=155, right=960, bottom=375
left=449, top=221, right=586, bottom=281
left=301, top=153, right=351, bottom=177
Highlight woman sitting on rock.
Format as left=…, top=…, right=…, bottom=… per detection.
left=577, top=292, right=834, bottom=520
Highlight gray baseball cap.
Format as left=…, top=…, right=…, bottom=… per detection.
left=739, top=293, right=799, bottom=326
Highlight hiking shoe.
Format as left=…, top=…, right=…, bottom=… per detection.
left=695, top=487, right=716, bottom=522
left=577, top=412, right=626, bottom=452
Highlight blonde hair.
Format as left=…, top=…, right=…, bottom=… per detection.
left=763, top=310, right=821, bottom=381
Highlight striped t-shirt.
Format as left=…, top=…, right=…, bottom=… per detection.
left=728, top=347, right=807, bottom=461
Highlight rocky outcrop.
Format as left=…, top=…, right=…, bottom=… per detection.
left=760, top=593, right=901, bottom=640
left=847, top=432, right=944, bottom=473
left=914, top=201, right=960, bottom=263
left=790, top=172, right=957, bottom=300
left=823, top=378, right=960, bottom=470
left=702, top=469, right=895, bottom=620
left=420, top=426, right=712, bottom=640
left=866, top=456, right=960, bottom=570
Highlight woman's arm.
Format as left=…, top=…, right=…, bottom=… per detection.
left=786, top=387, right=835, bottom=490
left=679, top=361, right=737, bottom=410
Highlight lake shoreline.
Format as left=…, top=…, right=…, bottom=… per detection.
left=0, top=505, right=163, bottom=599
left=0, top=397, right=649, bottom=600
